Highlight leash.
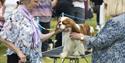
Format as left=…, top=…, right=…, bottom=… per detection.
left=60, top=12, right=85, bottom=21
left=35, top=16, right=54, bottom=31
left=38, top=24, right=54, bottom=31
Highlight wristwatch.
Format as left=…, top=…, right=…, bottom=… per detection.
left=80, top=36, right=84, bottom=41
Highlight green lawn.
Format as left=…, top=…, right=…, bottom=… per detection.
left=0, top=16, right=96, bottom=63
left=42, top=56, right=92, bottom=63
left=0, top=44, right=7, bottom=63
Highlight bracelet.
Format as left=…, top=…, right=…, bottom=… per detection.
left=80, top=36, right=84, bottom=41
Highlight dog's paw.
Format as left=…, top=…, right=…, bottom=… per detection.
left=60, top=52, right=68, bottom=58
left=73, top=51, right=85, bottom=56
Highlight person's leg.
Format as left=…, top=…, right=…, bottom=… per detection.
left=96, top=5, right=100, bottom=26
left=99, top=3, right=105, bottom=29
left=95, top=5, right=101, bottom=31
left=7, top=54, right=19, bottom=63
left=55, top=32, right=62, bottom=47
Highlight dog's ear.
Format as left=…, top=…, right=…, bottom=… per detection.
left=80, top=24, right=91, bottom=35
left=64, top=17, right=76, bottom=27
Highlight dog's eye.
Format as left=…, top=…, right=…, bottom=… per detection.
left=58, top=21, right=61, bottom=23
left=62, top=21, right=68, bottom=25
left=57, top=21, right=61, bottom=24
left=62, top=22, right=66, bottom=25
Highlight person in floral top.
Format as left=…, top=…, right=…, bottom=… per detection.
left=0, top=0, right=59, bottom=63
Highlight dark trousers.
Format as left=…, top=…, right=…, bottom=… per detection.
left=55, top=32, right=62, bottom=47
left=95, top=5, right=100, bottom=25
left=7, top=54, right=19, bottom=63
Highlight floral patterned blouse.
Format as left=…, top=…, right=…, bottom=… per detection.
left=84, top=13, right=125, bottom=63
left=0, top=5, right=42, bottom=62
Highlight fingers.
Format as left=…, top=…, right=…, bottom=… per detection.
left=17, top=52, right=26, bottom=63
left=70, top=32, right=78, bottom=37
left=70, top=33, right=77, bottom=39
left=19, top=55, right=26, bottom=63
left=70, top=32, right=84, bottom=40
left=54, top=28, right=62, bottom=34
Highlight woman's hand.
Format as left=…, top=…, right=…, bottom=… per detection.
left=17, top=51, right=26, bottom=63
left=54, top=28, right=63, bottom=35
left=70, top=32, right=84, bottom=41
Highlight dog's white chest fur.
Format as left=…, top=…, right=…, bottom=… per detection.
left=61, top=31, right=85, bottom=58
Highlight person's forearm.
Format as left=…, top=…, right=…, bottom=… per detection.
left=84, top=21, right=122, bottom=50
left=41, top=31, right=55, bottom=42
left=0, top=38, right=22, bottom=54
left=0, top=38, right=26, bottom=62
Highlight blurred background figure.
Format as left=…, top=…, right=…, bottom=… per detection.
left=54, top=0, right=85, bottom=24
left=31, top=0, right=58, bottom=52
left=84, top=0, right=93, bottom=20
left=90, top=0, right=104, bottom=32
left=0, top=0, right=5, bottom=31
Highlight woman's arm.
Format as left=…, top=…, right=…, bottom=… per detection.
left=71, top=19, right=123, bottom=50
left=40, top=29, right=62, bottom=42
left=40, top=31, right=55, bottom=42
left=83, top=20, right=123, bottom=50
left=0, top=37, right=26, bottom=63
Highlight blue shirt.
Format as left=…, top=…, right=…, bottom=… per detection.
left=84, top=13, right=125, bottom=63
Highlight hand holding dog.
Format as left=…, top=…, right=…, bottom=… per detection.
left=70, top=32, right=84, bottom=41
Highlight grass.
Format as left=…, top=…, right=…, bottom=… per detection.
left=0, top=16, right=97, bottom=63
left=43, top=56, right=92, bottom=63
left=0, top=44, right=7, bottom=63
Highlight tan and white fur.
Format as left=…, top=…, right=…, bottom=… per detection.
left=57, top=17, right=94, bottom=58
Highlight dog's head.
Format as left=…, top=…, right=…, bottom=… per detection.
left=57, top=17, right=75, bottom=29
left=56, top=16, right=95, bottom=35
left=57, top=16, right=81, bottom=32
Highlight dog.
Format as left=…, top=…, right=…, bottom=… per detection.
left=57, top=16, right=94, bottom=58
